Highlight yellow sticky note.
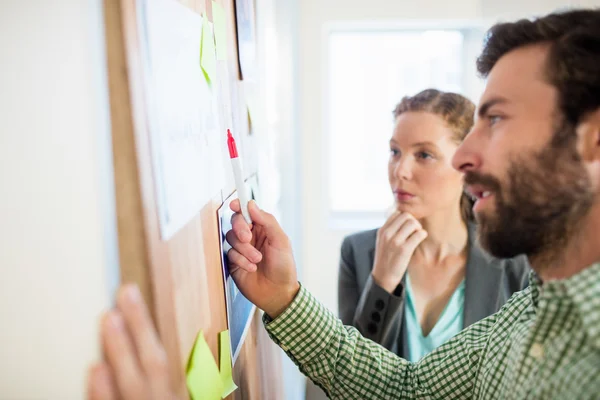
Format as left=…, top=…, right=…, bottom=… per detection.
left=186, top=330, right=224, bottom=400
left=218, top=330, right=238, bottom=398
left=200, top=13, right=217, bottom=85
left=246, top=94, right=256, bottom=135
left=212, top=1, right=228, bottom=61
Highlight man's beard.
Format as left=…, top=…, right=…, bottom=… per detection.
left=465, top=123, right=594, bottom=265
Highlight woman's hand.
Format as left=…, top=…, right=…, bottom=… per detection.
left=371, top=211, right=428, bottom=293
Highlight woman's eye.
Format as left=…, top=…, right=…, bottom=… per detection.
left=417, top=151, right=433, bottom=160
left=390, top=148, right=399, bottom=157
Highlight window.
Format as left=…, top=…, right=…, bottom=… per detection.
left=327, top=29, right=468, bottom=224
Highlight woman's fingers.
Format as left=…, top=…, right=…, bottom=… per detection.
left=392, top=218, right=422, bottom=246
left=384, top=213, right=411, bottom=240
left=380, top=212, right=420, bottom=243
left=402, top=229, right=428, bottom=253
left=379, top=211, right=402, bottom=233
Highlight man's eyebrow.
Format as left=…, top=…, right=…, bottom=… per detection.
left=477, top=97, right=509, bottom=118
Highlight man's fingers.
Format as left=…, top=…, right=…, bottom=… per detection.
left=230, top=201, right=288, bottom=248
left=228, top=263, right=241, bottom=274
left=231, top=213, right=252, bottom=243
left=101, top=311, right=145, bottom=399
left=226, top=230, right=262, bottom=263
left=245, top=201, right=271, bottom=228
left=230, top=198, right=241, bottom=212
left=116, top=285, right=170, bottom=393
left=246, top=201, right=289, bottom=247
left=87, top=363, right=117, bottom=400
left=227, top=248, right=257, bottom=272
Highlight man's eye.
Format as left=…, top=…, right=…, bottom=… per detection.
left=489, top=115, right=502, bottom=126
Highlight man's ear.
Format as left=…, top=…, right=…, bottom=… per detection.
left=576, top=107, right=600, bottom=162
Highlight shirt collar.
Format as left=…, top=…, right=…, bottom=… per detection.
left=529, top=263, right=600, bottom=349
left=528, top=270, right=542, bottom=309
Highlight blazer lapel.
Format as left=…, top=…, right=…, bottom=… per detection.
left=367, top=230, right=377, bottom=271
left=463, top=224, right=503, bottom=327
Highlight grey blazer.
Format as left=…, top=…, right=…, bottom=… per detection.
left=338, top=223, right=530, bottom=357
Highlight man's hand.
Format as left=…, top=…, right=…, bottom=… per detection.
left=226, top=200, right=300, bottom=319
left=87, top=285, right=179, bottom=400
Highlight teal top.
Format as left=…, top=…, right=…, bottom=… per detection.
left=405, top=274, right=465, bottom=362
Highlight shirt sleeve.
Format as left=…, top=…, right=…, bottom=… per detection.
left=264, top=285, right=501, bottom=399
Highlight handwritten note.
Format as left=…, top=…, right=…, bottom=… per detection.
left=142, top=0, right=225, bottom=239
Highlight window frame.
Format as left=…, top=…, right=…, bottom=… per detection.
left=322, top=20, right=490, bottom=230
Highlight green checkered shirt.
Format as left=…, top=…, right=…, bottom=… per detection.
left=264, top=263, right=600, bottom=399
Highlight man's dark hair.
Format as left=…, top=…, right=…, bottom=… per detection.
left=477, top=9, right=600, bottom=127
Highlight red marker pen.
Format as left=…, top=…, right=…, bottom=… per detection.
left=227, top=129, right=252, bottom=224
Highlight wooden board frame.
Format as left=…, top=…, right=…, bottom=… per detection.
left=103, top=0, right=284, bottom=398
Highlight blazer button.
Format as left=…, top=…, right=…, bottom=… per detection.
left=371, top=311, right=381, bottom=323
left=375, top=299, right=385, bottom=311
left=367, top=323, right=378, bottom=335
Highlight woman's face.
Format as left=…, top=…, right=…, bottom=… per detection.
left=388, top=111, right=465, bottom=219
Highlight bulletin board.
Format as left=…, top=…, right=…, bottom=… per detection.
left=103, top=0, right=285, bottom=398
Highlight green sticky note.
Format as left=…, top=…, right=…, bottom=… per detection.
left=218, top=330, right=238, bottom=398
left=212, top=1, right=228, bottom=61
left=186, top=330, right=224, bottom=400
left=200, top=13, right=217, bottom=85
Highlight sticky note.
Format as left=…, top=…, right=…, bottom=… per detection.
left=219, top=330, right=238, bottom=398
left=246, top=94, right=256, bottom=135
left=212, top=1, right=228, bottom=61
left=247, top=109, right=253, bottom=135
left=186, top=330, right=223, bottom=400
left=200, top=13, right=217, bottom=85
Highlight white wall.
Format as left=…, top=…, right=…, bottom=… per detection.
left=296, top=0, right=600, bottom=314
left=256, top=0, right=307, bottom=398
left=0, top=1, right=119, bottom=399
